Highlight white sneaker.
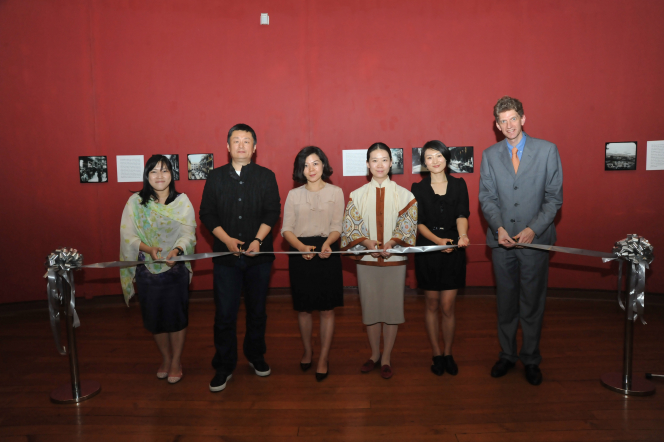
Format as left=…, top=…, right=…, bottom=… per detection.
left=209, top=372, right=232, bottom=392
left=249, top=361, right=271, bottom=377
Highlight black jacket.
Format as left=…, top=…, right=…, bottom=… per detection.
left=199, top=162, right=281, bottom=266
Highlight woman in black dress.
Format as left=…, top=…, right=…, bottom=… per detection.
left=411, top=141, right=470, bottom=376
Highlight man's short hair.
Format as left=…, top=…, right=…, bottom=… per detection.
left=227, top=123, right=257, bottom=145
left=493, top=96, right=524, bottom=122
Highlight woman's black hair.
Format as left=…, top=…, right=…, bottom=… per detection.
left=137, top=155, right=180, bottom=206
left=366, top=142, right=392, bottom=162
left=292, top=146, right=333, bottom=183
left=420, top=140, right=451, bottom=173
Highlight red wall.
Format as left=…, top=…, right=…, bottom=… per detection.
left=1, top=0, right=663, bottom=304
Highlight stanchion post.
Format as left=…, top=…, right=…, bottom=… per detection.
left=50, top=273, right=101, bottom=404
left=621, top=265, right=636, bottom=391
left=600, top=264, right=655, bottom=396
left=62, top=277, right=82, bottom=400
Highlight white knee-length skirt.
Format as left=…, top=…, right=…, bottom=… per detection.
left=356, top=264, right=406, bottom=325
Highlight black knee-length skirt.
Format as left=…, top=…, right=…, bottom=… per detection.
left=414, top=246, right=466, bottom=291
left=135, top=261, right=189, bottom=334
left=288, top=236, right=344, bottom=312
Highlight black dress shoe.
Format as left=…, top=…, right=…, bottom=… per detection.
left=431, top=355, right=444, bottom=376
left=490, top=358, right=515, bottom=378
left=301, top=351, right=313, bottom=372
left=443, top=355, right=458, bottom=376
left=316, top=362, right=328, bottom=382
left=524, top=364, right=542, bottom=385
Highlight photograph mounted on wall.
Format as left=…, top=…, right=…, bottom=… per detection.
left=162, top=154, right=180, bottom=180
left=188, top=153, right=214, bottom=180
left=448, top=146, right=474, bottom=173
left=79, top=156, right=108, bottom=183
left=412, top=147, right=428, bottom=173
left=390, top=148, right=404, bottom=175
left=605, top=142, right=637, bottom=170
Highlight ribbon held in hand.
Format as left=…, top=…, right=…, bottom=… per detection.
left=50, top=238, right=654, bottom=327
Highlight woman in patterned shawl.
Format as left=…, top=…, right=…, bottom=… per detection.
left=120, top=155, right=196, bottom=384
left=341, top=143, right=417, bottom=379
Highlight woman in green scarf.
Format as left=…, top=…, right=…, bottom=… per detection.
left=120, top=155, right=196, bottom=384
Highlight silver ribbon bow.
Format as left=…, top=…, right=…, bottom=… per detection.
left=602, top=234, right=654, bottom=324
left=44, top=247, right=83, bottom=355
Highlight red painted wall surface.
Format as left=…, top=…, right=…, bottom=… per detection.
left=1, top=0, right=663, bottom=304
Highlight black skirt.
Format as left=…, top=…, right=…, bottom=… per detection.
left=135, top=261, right=189, bottom=334
left=414, top=246, right=466, bottom=291
left=288, top=236, right=344, bottom=312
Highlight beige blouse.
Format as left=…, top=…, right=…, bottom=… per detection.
left=281, top=183, right=345, bottom=237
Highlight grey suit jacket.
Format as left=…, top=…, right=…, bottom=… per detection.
left=479, top=134, right=563, bottom=248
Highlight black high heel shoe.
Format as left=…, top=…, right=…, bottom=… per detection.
left=315, top=362, right=329, bottom=382
left=431, top=355, right=444, bottom=376
left=443, top=355, right=458, bottom=376
left=300, top=351, right=313, bottom=372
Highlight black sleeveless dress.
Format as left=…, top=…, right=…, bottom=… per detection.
left=411, top=175, right=470, bottom=291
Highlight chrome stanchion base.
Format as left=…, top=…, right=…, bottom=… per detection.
left=51, top=380, right=101, bottom=404
left=600, top=372, right=655, bottom=396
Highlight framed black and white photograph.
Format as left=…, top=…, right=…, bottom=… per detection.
left=79, top=156, right=108, bottom=183
left=448, top=146, right=474, bottom=173
left=390, top=148, right=404, bottom=175
left=605, top=142, right=637, bottom=170
left=188, top=153, right=214, bottom=180
left=412, top=147, right=428, bottom=173
left=162, top=154, right=180, bottom=180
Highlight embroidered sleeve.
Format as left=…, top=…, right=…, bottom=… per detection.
left=391, top=199, right=418, bottom=246
left=340, top=199, right=369, bottom=250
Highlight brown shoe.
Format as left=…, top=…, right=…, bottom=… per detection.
left=360, top=356, right=381, bottom=373
left=380, top=364, right=393, bottom=379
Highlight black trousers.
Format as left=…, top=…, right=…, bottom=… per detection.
left=211, top=257, right=272, bottom=373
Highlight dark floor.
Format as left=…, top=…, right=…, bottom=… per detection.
left=1, top=288, right=664, bottom=441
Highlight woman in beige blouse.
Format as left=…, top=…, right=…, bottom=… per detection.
left=282, top=146, right=345, bottom=382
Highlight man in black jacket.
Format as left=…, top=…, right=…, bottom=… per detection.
left=199, top=124, right=281, bottom=392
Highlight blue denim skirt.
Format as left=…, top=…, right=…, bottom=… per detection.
left=135, top=261, right=189, bottom=334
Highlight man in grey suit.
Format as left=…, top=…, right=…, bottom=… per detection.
left=479, top=96, right=563, bottom=385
